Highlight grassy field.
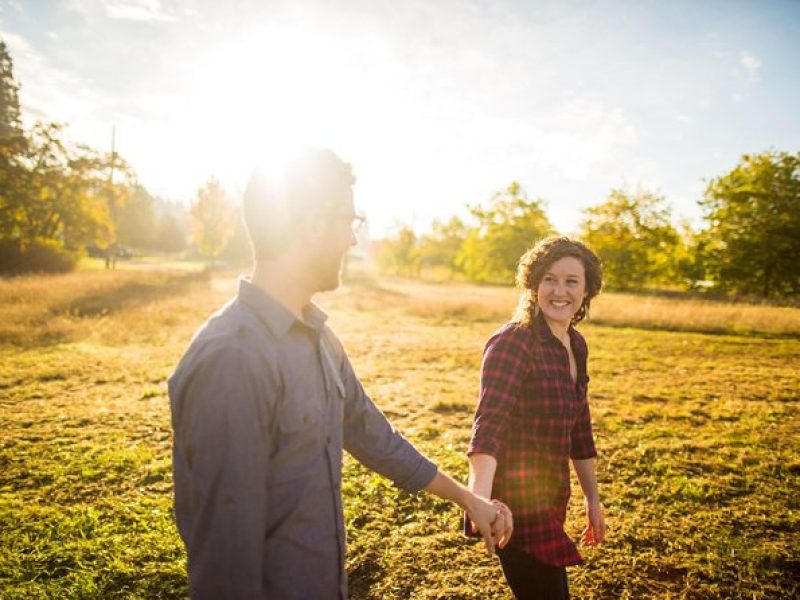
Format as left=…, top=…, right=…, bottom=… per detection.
left=1, top=267, right=798, bottom=599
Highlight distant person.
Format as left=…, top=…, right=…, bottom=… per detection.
left=168, top=148, right=512, bottom=599
left=467, top=236, right=606, bottom=599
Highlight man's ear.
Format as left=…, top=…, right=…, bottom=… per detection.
left=298, top=215, right=325, bottom=244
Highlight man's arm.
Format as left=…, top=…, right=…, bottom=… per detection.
left=170, top=346, right=272, bottom=600
left=425, top=469, right=512, bottom=552
left=330, top=340, right=511, bottom=552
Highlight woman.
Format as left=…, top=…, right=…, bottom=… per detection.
left=467, top=236, right=606, bottom=599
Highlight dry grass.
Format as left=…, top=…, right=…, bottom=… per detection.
left=0, top=267, right=213, bottom=347
left=369, top=278, right=800, bottom=338
left=591, top=291, right=800, bottom=337
left=1, top=268, right=798, bottom=599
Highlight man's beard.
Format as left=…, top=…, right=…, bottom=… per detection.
left=312, top=250, right=344, bottom=292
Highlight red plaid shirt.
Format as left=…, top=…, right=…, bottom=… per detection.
left=468, top=314, right=597, bottom=566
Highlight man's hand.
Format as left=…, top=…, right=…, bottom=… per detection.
left=466, top=495, right=513, bottom=553
left=422, top=469, right=513, bottom=554
left=465, top=494, right=500, bottom=553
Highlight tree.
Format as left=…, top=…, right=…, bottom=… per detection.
left=152, top=210, right=188, bottom=254
left=376, top=224, right=420, bottom=276
left=0, top=38, right=22, bottom=139
left=0, top=37, right=26, bottom=239
left=456, top=182, right=552, bottom=283
left=580, top=187, right=680, bottom=289
left=698, top=151, right=800, bottom=298
left=0, top=40, right=137, bottom=274
left=117, top=184, right=156, bottom=250
left=418, top=216, right=467, bottom=277
left=0, top=122, right=125, bottom=250
left=190, top=177, right=236, bottom=261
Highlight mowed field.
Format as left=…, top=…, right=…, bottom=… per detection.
left=1, top=266, right=798, bottom=599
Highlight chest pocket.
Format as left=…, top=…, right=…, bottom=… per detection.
left=277, top=400, right=322, bottom=433
left=270, top=398, right=324, bottom=476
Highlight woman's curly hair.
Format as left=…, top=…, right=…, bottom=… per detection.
left=513, top=236, right=603, bottom=328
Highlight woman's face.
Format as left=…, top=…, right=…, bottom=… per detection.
left=536, top=256, right=587, bottom=328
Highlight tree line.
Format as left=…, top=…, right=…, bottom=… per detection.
left=376, top=151, right=800, bottom=299
left=0, top=38, right=245, bottom=274
left=2, top=37, right=797, bottom=298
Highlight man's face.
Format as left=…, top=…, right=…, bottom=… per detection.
left=310, top=186, right=358, bottom=293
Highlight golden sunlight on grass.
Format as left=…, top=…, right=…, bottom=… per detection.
left=357, top=279, right=800, bottom=338
left=1, top=268, right=798, bottom=598
left=591, top=292, right=800, bottom=337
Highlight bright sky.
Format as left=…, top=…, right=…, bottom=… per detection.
left=1, top=0, right=799, bottom=237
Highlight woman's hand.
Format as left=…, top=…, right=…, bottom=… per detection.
left=467, top=496, right=514, bottom=553
left=581, top=497, right=605, bottom=545
left=490, top=499, right=513, bottom=549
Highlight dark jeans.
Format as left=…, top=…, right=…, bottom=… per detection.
left=497, top=545, right=570, bottom=600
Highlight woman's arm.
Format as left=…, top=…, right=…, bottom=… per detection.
left=466, top=453, right=512, bottom=548
left=468, top=452, right=498, bottom=499
left=572, top=457, right=605, bottom=545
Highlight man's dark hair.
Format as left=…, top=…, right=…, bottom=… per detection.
left=243, top=148, right=356, bottom=260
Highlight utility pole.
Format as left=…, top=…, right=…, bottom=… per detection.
left=105, top=126, right=117, bottom=269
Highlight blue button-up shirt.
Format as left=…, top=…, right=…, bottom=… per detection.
left=169, top=279, right=438, bottom=599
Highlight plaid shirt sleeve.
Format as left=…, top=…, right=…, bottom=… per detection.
left=569, top=393, right=597, bottom=460
left=468, top=325, right=531, bottom=458
left=570, top=336, right=597, bottom=460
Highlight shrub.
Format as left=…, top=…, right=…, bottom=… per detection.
left=0, top=239, right=79, bottom=275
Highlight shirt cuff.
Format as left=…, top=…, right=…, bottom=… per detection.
left=570, top=449, right=598, bottom=460
left=466, top=441, right=499, bottom=458
left=394, top=454, right=438, bottom=493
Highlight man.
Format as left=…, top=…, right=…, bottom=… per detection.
left=168, top=148, right=512, bottom=599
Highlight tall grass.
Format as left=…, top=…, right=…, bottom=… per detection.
left=591, top=291, right=800, bottom=337
left=369, top=279, right=800, bottom=337
left=0, top=268, right=211, bottom=346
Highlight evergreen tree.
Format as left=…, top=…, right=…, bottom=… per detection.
left=0, top=38, right=22, bottom=139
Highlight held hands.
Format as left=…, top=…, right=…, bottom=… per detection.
left=467, top=496, right=514, bottom=554
left=581, top=497, right=606, bottom=546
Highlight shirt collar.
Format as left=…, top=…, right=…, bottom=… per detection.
left=533, top=311, right=580, bottom=348
left=237, top=277, right=328, bottom=338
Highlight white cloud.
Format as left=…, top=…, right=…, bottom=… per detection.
left=739, top=50, right=761, bottom=82
left=1, top=29, right=108, bottom=145
left=67, top=0, right=177, bottom=23
left=531, top=99, right=639, bottom=181
left=106, top=0, right=175, bottom=22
